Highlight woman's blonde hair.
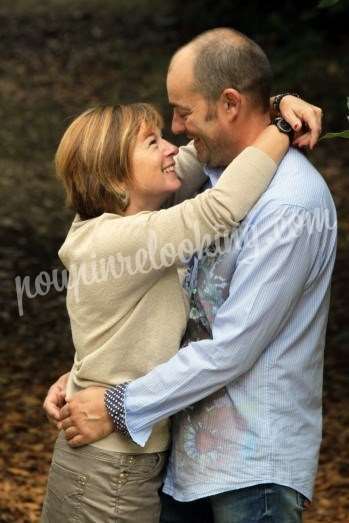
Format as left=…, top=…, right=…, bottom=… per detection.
left=55, top=103, right=163, bottom=219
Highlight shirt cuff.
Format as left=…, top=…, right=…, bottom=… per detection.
left=104, top=383, right=130, bottom=437
left=123, top=382, right=154, bottom=447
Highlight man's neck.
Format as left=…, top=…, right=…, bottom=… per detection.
left=212, top=112, right=272, bottom=169
left=233, top=112, right=271, bottom=157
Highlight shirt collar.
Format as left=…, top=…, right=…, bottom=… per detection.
left=203, top=165, right=224, bottom=187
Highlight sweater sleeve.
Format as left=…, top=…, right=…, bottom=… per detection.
left=96, top=146, right=277, bottom=268
left=163, top=141, right=208, bottom=207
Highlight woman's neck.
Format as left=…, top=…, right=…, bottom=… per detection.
left=123, top=193, right=163, bottom=216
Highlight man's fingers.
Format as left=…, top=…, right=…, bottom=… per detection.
left=60, top=403, right=71, bottom=420
left=64, top=426, right=80, bottom=441
left=61, top=416, right=73, bottom=431
left=67, top=435, right=86, bottom=448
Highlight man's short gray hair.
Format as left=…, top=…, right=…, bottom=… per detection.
left=190, top=28, right=272, bottom=112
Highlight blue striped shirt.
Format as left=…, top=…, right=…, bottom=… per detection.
left=124, top=148, right=337, bottom=501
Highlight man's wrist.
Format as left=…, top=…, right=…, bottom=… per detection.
left=104, top=383, right=130, bottom=437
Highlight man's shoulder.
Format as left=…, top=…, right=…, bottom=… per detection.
left=257, top=148, right=334, bottom=212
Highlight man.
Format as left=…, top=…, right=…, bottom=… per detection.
left=45, top=29, right=335, bottom=522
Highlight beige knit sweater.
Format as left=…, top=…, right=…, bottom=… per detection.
left=59, top=144, right=277, bottom=453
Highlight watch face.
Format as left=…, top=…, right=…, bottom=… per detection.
left=279, top=119, right=292, bottom=133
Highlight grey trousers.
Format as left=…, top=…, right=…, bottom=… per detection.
left=41, top=432, right=167, bottom=523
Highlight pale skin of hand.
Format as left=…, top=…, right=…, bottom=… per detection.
left=272, top=94, right=323, bottom=150
left=44, top=95, right=323, bottom=447
left=43, top=371, right=70, bottom=429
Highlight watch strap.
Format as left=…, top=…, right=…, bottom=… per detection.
left=273, top=93, right=301, bottom=114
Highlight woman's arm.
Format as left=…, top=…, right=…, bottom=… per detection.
left=165, top=95, right=322, bottom=209
left=164, top=95, right=322, bottom=208
left=96, top=125, right=289, bottom=273
left=252, top=124, right=290, bottom=163
left=270, top=94, right=322, bottom=149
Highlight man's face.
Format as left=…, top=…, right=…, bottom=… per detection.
left=166, top=60, right=233, bottom=167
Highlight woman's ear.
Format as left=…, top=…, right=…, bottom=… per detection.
left=220, top=88, right=241, bottom=121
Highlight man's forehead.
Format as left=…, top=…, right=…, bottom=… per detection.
left=167, top=75, right=200, bottom=111
left=167, top=55, right=195, bottom=94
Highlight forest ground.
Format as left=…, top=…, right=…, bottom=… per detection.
left=1, top=1, right=348, bottom=521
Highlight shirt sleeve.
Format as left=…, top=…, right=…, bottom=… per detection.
left=123, top=204, right=322, bottom=446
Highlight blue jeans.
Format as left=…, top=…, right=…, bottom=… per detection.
left=160, top=484, right=307, bottom=523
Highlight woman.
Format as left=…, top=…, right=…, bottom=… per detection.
left=41, top=103, right=289, bottom=522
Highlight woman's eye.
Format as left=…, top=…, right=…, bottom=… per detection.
left=149, top=139, right=157, bottom=146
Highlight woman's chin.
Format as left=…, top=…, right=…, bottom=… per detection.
left=165, top=175, right=182, bottom=192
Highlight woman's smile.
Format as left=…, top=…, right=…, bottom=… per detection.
left=162, top=162, right=177, bottom=176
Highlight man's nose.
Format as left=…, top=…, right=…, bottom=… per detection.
left=171, top=113, right=186, bottom=135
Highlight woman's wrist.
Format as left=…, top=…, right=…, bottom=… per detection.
left=252, top=125, right=289, bottom=164
left=272, top=117, right=294, bottom=143
left=58, top=372, right=70, bottom=390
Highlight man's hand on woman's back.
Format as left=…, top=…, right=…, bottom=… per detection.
left=59, top=386, right=113, bottom=447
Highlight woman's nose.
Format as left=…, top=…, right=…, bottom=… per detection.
left=163, top=139, right=179, bottom=158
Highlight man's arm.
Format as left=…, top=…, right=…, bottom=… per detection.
left=121, top=204, right=319, bottom=446
left=62, top=202, right=323, bottom=447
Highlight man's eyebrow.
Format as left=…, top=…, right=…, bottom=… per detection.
left=169, top=103, right=191, bottom=112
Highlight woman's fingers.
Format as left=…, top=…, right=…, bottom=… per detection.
left=43, top=385, right=65, bottom=422
left=293, top=131, right=312, bottom=149
left=280, top=96, right=323, bottom=149
left=280, top=108, right=302, bottom=132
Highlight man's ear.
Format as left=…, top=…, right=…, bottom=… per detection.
left=220, top=88, right=241, bottom=121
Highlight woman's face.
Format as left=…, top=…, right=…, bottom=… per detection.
left=129, top=123, right=181, bottom=211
